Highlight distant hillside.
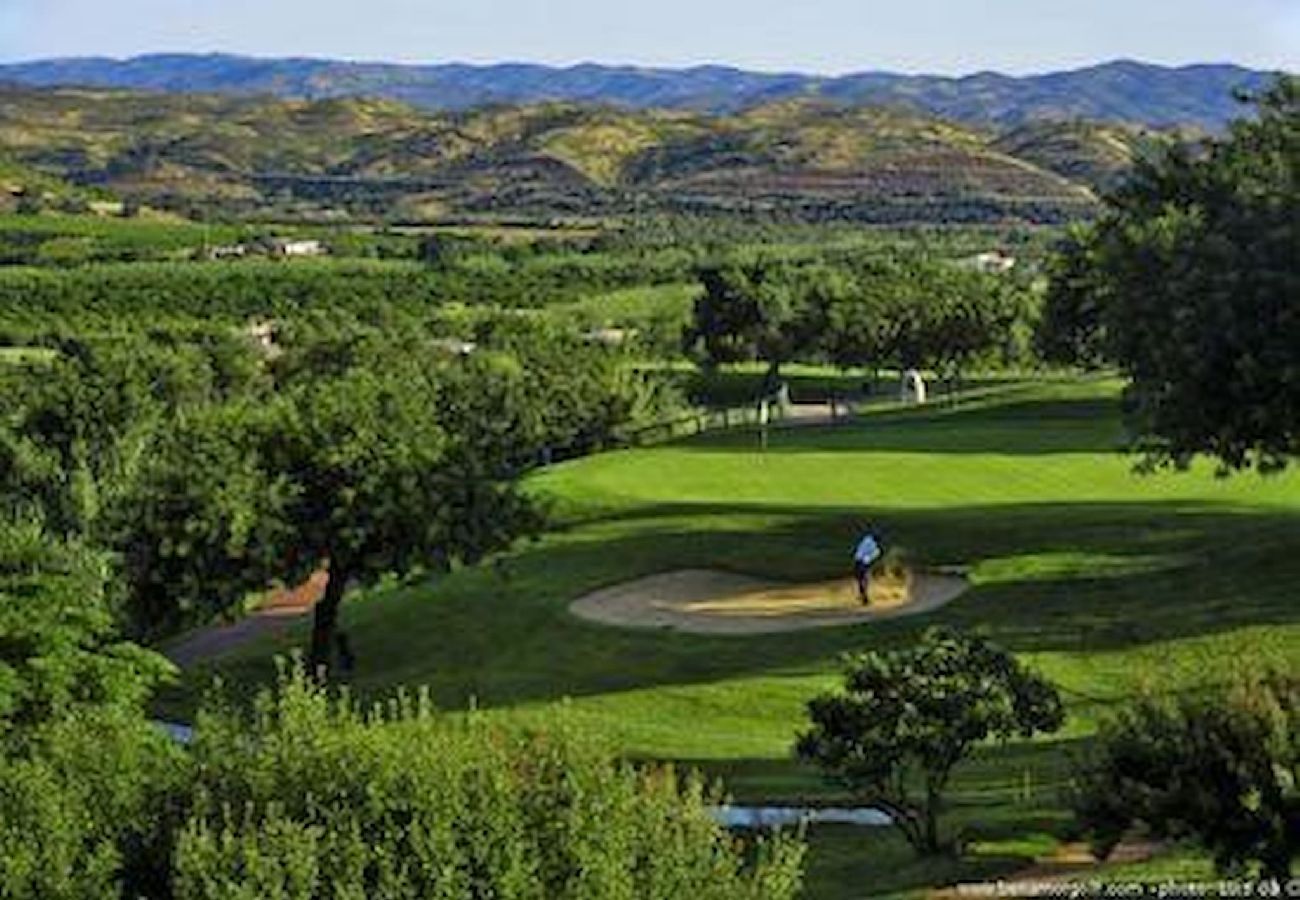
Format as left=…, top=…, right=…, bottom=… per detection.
left=0, top=84, right=1185, bottom=224
left=0, top=54, right=1281, bottom=130
left=0, top=152, right=108, bottom=213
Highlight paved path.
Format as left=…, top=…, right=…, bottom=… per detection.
left=164, top=570, right=326, bottom=667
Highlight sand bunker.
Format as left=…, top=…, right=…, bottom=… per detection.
left=569, top=568, right=969, bottom=635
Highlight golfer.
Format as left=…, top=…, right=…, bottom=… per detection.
left=853, top=531, right=883, bottom=605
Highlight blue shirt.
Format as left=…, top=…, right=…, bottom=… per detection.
left=854, top=534, right=882, bottom=565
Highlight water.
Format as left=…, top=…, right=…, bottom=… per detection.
left=155, top=720, right=194, bottom=744
left=710, top=806, right=891, bottom=828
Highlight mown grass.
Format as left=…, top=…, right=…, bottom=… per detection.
left=168, top=374, right=1300, bottom=897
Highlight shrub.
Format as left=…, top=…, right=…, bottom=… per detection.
left=0, top=710, right=185, bottom=900
left=1072, top=673, right=1299, bottom=880
left=178, top=665, right=805, bottom=899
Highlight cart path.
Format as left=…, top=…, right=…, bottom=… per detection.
left=163, top=570, right=326, bottom=668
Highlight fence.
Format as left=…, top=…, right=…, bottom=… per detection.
left=522, top=398, right=857, bottom=473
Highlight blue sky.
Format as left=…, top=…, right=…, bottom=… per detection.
left=2, top=0, right=1297, bottom=73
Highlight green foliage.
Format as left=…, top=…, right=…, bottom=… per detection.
left=101, top=322, right=674, bottom=660
left=7, top=332, right=265, bottom=535
left=796, top=628, right=1064, bottom=855
left=685, top=259, right=838, bottom=383
left=1036, top=228, right=1110, bottom=368
left=0, top=521, right=172, bottom=734
left=0, top=521, right=181, bottom=899
left=0, top=249, right=694, bottom=334
left=0, top=710, right=184, bottom=900
left=174, top=666, right=804, bottom=899
left=1072, top=673, right=1299, bottom=880
left=101, top=398, right=293, bottom=639
left=687, top=252, right=1039, bottom=389
left=1045, top=76, right=1299, bottom=471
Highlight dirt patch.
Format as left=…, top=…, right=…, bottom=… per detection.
left=164, top=570, right=326, bottom=667
left=569, top=568, right=969, bottom=635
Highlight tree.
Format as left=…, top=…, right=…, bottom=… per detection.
left=0, top=519, right=171, bottom=736
left=0, top=520, right=181, bottom=899
left=796, top=629, right=1064, bottom=855
left=8, top=333, right=266, bottom=537
left=820, top=256, right=1035, bottom=393
left=1047, top=77, right=1299, bottom=471
left=1072, top=674, right=1298, bottom=880
left=685, top=259, right=827, bottom=393
left=276, top=361, right=539, bottom=672
left=109, top=349, right=538, bottom=672
left=1037, top=228, right=1110, bottom=369
left=103, top=398, right=294, bottom=641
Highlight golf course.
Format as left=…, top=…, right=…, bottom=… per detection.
left=173, top=373, right=1300, bottom=897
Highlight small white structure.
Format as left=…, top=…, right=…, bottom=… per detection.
left=582, top=327, right=634, bottom=346
left=206, top=244, right=248, bottom=260
left=901, top=369, right=928, bottom=405
left=961, top=250, right=1017, bottom=275
left=774, top=381, right=792, bottom=412
left=268, top=238, right=327, bottom=258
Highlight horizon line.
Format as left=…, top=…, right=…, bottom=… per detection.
left=0, top=50, right=1288, bottom=81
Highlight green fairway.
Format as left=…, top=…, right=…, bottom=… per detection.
left=177, top=375, right=1300, bottom=897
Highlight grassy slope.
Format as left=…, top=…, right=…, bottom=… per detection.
left=174, top=375, right=1300, bottom=897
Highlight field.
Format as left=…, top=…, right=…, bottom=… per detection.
left=170, top=373, right=1300, bottom=896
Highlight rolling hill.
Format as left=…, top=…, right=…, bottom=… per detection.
left=0, top=54, right=1280, bottom=130
left=0, top=83, right=1179, bottom=224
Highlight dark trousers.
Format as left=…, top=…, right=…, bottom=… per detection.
left=854, top=560, right=871, bottom=605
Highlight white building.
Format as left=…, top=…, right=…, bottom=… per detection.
left=268, top=238, right=327, bottom=258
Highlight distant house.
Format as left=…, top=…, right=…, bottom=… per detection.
left=960, top=250, right=1017, bottom=275
left=266, top=238, right=327, bottom=258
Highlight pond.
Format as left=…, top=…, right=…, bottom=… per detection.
left=710, top=806, right=891, bottom=828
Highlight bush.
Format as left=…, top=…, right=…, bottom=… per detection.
left=177, top=665, right=805, bottom=899
left=1072, top=673, right=1299, bottom=880
left=0, top=711, right=185, bottom=900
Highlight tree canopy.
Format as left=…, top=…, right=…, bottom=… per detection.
left=1073, top=674, right=1299, bottom=880
left=796, top=629, right=1064, bottom=855
left=1041, top=77, right=1299, bottom=471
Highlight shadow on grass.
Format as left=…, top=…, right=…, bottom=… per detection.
left=686, top=736, right=1089, bottom=900
left=682, top=393, right=1128, bottom=456
left=163, top=494, right=1300, bottom=721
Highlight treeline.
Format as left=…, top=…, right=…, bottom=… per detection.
left=1, top=317, right=682, bottom=647
left=0, top=252, right=693, bottom=333
left=685, top=252, right=1040, bottom=390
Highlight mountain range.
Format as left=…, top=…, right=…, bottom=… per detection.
left=0, top=54, right=1282, bottom=131
left=1, top=81, right=1174, bottom=224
